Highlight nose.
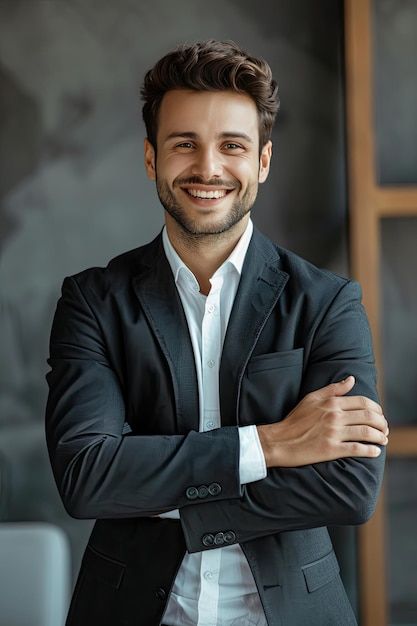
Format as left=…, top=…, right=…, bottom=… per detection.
left=190, top=146, right=223, bottom=180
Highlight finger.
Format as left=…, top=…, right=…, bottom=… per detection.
left=328, top=395, right=383, bottom=415
left=343, top=425, right=388, bottom=445
left=313, top=376, right=355, bottom=400
left=338, top=442, right=383, bottom=458
left=338, top=410, right=388, bottom=433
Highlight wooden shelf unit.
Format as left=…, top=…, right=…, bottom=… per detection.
left=345, top=1, right=417, bottom=624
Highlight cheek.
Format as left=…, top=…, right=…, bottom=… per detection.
left=231, top=161, right=259, bottom=187
left=161, top=157, right=193, bottom=183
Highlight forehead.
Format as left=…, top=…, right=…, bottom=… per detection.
left=157, top=89, right=259, bottom=141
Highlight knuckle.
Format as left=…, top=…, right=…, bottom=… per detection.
left=361, top=425, right=372, bottom=439
left=325, top=397, right=338, bottom=411
left=375, top=413, right=384, bottom=426
left=326, top=406, right=340, bottom=421
left=374, top=413, right=383, bottom=428
left=350, top=442, right=361, bottom=456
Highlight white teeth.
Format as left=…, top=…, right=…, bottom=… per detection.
left=186, top=188, right=227, bottom=199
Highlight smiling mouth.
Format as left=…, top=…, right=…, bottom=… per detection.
left=180, top=187, right=234, bottom=200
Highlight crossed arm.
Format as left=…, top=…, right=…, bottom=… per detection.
left=46, top=276, right=387, bottom=552
left=180, top=281, right=387, bottom=550
left=181, top=380, right=387, bottom=552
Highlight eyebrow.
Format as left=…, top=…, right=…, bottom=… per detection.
left=164, top=131, right=253, bottom=144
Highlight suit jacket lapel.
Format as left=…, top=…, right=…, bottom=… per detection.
left=131, top=228, right=289, bottom=433
left=132, top=235, right=199, bottom=434
left=219, top=228, right=289, bottom=426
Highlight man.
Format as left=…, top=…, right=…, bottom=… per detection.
left=45, top=40, right=388, bottom=626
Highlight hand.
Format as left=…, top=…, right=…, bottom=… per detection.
left=257, top=376, right=389, bottom=468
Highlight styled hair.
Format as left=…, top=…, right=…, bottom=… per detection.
left=140, top=40, right=279, bottom=154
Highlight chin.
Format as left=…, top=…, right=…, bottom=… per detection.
left=174, top=212, right=249, bottom=237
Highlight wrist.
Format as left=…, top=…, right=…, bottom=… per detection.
left=257, top=424, right=273, bottom=468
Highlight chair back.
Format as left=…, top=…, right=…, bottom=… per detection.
left=0, top=522, right=70, bottom=626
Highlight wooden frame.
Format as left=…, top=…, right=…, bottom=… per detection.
left=345, top=0, right=417, bottom=624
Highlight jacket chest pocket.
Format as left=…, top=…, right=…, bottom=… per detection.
left=240, top=348, right=304, bottom=425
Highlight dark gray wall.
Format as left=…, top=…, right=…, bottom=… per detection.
left=0, top=0, right=350, bottom=609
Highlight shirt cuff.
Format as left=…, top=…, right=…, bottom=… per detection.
left=238, top=425, right=267, bottom=485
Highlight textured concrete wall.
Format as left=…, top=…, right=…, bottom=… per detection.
left=0, top=0, right=349, bottom=598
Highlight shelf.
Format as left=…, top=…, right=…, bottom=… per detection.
left=387, top=427, right=417, bottom=457
left=376, top=187, right=417, bottom=217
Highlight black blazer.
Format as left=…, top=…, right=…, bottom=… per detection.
left=45, top=227, right=384, bottom=626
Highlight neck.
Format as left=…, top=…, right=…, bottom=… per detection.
left=165, top=215, right=250, bottom=295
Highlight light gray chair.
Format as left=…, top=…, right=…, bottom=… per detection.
left=0, top=522, right=70, bottom=626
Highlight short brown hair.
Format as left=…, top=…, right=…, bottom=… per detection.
left=140, top=40, right=279, bottom=154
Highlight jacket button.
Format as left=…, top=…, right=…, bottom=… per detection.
left=208, top=482, right=221, bottom=496
left=214, top=532, right=225, bottom=546
left=155, top=587, right=166, bottom=601
left=198, top=485, right=209, bottom=499
left=186, top=486, right=199, bottom=500
left=202, top=533, right=215, bottom=547
left=224, top=530, right=236, bottom=544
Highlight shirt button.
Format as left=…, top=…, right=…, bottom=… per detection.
left=207, top=359, right=215, bottom=368
left=203, top=570, right=214, bottom=581
left=205, top=420, right=214, bottom=429
left=207, top=304, right=216, bottom=313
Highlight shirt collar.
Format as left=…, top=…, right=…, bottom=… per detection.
left=162, top=219, right=254, bottom=285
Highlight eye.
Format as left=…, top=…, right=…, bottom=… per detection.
left=223, top=143, right=244, bottom=151
left=175, top=142, right=194, bottom=149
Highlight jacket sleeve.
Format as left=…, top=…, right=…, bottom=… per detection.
left=45, top=275, right=242, bottom=519
left=179, top=280, right=386, bottom=553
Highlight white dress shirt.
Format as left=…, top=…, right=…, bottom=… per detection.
left=159, top=219, right=268, bottom=626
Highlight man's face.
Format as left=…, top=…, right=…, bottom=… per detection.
left=144, top=89, right=272, bottom=237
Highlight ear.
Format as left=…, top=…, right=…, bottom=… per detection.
left=258, top=140, right=272, bottom=183
left=144, top=138, right=156, bottom=180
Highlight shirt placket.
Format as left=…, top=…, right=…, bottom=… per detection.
left=197, top=274, right=223, bottom=626
left=201, top=275, right=223, bottom=429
